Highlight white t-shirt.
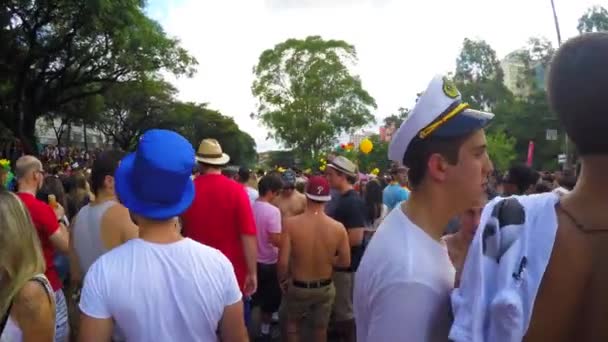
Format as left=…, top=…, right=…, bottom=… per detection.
left=79, top=238, right=242, bottom=341
left=354, top=207, right=456, bottom=342
left=246, top=186, right=259, bottom=204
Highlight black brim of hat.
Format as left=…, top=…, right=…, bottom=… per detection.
left=115, top=153, right=195, bottom=220
left=432, top=108, right=494, bottom=137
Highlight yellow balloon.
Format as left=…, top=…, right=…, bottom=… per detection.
left=319, top=165, right=326, bottom=171
left=359, top=138, right=373, bottom=154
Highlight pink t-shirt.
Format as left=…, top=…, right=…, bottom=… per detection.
left=252, top=200, right=282, bottom=264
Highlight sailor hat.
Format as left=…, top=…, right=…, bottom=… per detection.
left=388, top=75, right=494, bottom=165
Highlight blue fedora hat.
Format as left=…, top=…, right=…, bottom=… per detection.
left=115, top=129, right=195, bottom=220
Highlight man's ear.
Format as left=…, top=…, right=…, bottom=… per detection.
left=427, top=153, right=449, bottom=183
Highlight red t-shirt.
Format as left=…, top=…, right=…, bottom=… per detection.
left=17, top=192, right=62, bottom=291
left=182, top=174, right=257, bottom=293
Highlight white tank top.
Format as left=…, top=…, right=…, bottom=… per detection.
left=0, top=275, right=55, bottom=342
left=72, top=200, right=117, bottom=274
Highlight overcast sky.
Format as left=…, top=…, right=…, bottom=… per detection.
left=146, top=0, right=603, bottom=152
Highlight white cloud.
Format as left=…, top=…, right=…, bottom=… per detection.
left=150, top=0, right=600, bottom=152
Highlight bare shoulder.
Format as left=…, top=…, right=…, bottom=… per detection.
left=13, top=280, right=53, bottom=321
left=330, top=217, right=347, bottom=234
left=104, top=202, right=129, bottom=218
left=103, top=203, right=135, bottom=227
left=297, top=191, right=307, bottom=200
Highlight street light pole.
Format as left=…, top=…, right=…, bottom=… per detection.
left=550, top=0, right=563, bottom=45
left=550, top=0, right=572, bottom=171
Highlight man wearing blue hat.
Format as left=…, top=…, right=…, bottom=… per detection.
left=354, top=75, right=494, bottom=341
left=78, top=129, right=248, bottom=341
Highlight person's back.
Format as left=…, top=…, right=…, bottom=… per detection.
left=286, top=211, right=348, bottom=281
left=273, top=191, right=307, bottom=218
left=80, top=238, right=242, bottom=341
left=182, top=172, right=255, bottom=291
left=490, top=33, right=608, bottom=342
left=71, top=201, right=120, bottom=273
left=272, top=170, right=307, bottom=218
left=278, top=176, right=350, bottom=342
left=78, top=130, right=247, bottom=342
left=71, top=150, right=137, bottom=279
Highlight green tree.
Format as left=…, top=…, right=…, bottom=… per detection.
left=355, top=135, right=390, bottom=174
left=578, top=5, right=608, bottom=33
left=251, top=36, right=377, bottom=163
left=454, top=38, right=513, bottom=111
left=171, top=102, right=258, bottom=166
left=486, top=130, right=516, bottom=171
left=1, top=0, right=196, bottom=152
left=508, top=38, right=562, bottom=170
left=96, top=77, right=177, bottom=150
left=383, top=107, right=410, bottom=130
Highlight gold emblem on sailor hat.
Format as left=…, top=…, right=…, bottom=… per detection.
left=442, top=77, right=459, bottom=99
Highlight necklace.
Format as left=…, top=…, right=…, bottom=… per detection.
left=557, top=202, right=608, bottom=234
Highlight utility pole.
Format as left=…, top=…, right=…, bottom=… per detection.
left=550, top=0, right=572, bottom=171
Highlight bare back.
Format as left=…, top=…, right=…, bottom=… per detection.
left=284, top=211, right=349, bottom=281
left=524, top=207, right=598, bottom=341
left=273, top=191, right=307, bottom=218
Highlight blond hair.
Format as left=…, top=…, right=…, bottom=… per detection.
left=0, top=190, right=46, bottom=314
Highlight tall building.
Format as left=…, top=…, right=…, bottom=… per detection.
left=36, top=118, right=107, bottom=148
left=500, top=50, right=546, bottom=97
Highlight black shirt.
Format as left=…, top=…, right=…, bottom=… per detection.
left=329, top=189, right=368, bottom=272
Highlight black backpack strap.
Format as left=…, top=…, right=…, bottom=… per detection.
left=0, top=301, right=13, bottom=335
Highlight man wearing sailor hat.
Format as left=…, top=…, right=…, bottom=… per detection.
left=354, top=75, right=494, bottom=341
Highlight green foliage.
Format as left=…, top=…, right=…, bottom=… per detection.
left=486, top=130, right=516, bottom=171
left=578, top=5, right=608, bottom=33
left=96, top=77, right=176, bottom=150
left=252, top=36, right=377, bottom=164
left=454, top=37, right=563, bottom=170
left=0, top=0, right=197, bottom=152
left=171, top=102, right=258, bottom=166
left=355, top=135, right=390, bottom=173
left=454, top=38, right=513, bottom=111
left=383, top=107, right=410, bottom=130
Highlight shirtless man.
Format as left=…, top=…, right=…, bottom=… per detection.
left=278, top=176, right=351, bottom=342
left=443, top=194, right=486, bottom=285
left=522, top=32, right=608, bottom=341
left=272, top=170, right=307, bottom=218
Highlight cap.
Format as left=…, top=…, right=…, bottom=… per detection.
left=281, top=169, right=297, bottom=187
left=327, top=156, right=358, bottom=178
left=305, top=176, right=331, bottom=202
left=388, top=75, right=494, bottom=164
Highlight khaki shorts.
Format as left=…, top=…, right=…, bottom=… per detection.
left=331, top=271, right=353, bottom=322
left=286, top=282, right=336, bottom=328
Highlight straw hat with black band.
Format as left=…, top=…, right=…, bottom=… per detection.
left=327, top=156, right=358, bottom=178
left=195, top=139, right=230, bottom=166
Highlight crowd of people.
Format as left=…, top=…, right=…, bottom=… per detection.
left=1, top=32, right=608, bottom=342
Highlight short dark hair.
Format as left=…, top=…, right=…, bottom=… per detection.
left=548, top=32, right=608, bottom=155
left=258, top=174, right=283, bottom=196
left=558, top=175, right=577, bottom=190
left=91, top=150, right=124, bottom=195
left=402, top=133, right=471, bottom=189
left=238, top=167, right=251, bottom=183
left=505, top=164, right=539, bottom=194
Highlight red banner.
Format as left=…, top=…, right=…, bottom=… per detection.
left=526, top=140, right=534, bottom=167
